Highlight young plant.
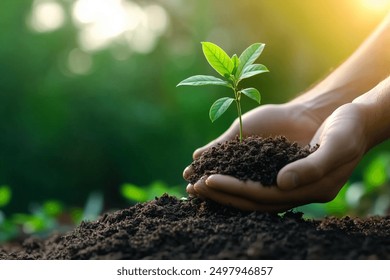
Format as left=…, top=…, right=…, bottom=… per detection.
left=177, top=42, right=269, bottom=142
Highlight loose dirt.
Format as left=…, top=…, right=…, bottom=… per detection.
left=187, top=136, right=317, bottom=186
left=1, top=194, right=390, bottom=260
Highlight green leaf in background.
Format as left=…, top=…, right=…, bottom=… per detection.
left=70, top=207, right=83, bottom=224
left=176, top=75, right=231, bottom=87
left=324, top=182, right=350, bottom=216
left=42, top=200, right=63, bottom=217
left=236, top=43, right=265, bottom=79
left=209, top=97, right=234, bottom=122
left=241, top=88, right=261, bottom=104
left=120, top=181, right=186, bottom=203
left=120, top=183, right=148, bottom=202
left=240, top=64, right=269, bottom=80
left=11, top=213, right=46, bottom=233
left=201, top=42, right=234, bottom=77
left=0, top=185, right=11, bottom=208
left=363, top=153, right=390, bottom=192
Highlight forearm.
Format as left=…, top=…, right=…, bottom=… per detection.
left=353, top=77, right=390, bottom=149
left=290, top=13, right=390, bottom=122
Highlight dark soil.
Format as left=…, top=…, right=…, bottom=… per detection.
left=1, top=194, right=390, bottom=260
left=187, top=136, right=318, bottom=186
left=2, top=136, right=389, bottom=260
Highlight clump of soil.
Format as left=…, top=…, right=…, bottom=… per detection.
left=187, top=136, right=318, bottom=185
left=2, top=194, right=390, bottom=260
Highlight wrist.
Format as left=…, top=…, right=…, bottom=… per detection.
left=352, top=79, right=390, bottom=149
left=288, top=85, right=352, bottom=124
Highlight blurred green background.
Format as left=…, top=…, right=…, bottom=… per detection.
left=1, top=0, right=390, bottom=240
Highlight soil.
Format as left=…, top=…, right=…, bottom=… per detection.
left=186, top=136, right=318, bottom=186
left=1, top=194, right=390, bottom=260
left=1, top=136, right=389, bottom=260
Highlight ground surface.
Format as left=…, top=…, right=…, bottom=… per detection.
left=1, top=194, right=390, bottom=260
left=2, top=137, right=389, bottom=259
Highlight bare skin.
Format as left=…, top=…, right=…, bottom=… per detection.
left=184, top=13, right=390, bottom=212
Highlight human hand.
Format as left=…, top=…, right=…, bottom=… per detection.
left=184, top=101, right=322, bottom=210
left=186, top=102, right=371, bottom=212
left=191, top=102, right=321, bottom=159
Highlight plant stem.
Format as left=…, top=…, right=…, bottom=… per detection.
left=234, top=88, right=243, bottom=142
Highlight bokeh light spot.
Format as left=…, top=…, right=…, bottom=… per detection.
left=67, top=48, right=93, bottom=75
left=72, top=0, right=169, bottom=53
left=28, top=0, right=65, bottom=33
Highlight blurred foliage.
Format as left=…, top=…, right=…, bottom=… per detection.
left=0, top=194, right=77, bottom=242
left=0, top=189, right=104, bottom=242
left=0, top=181, right=183, bottom=243
left=0, top=0, right=389, bottom=220
left=0, top=186, right=12, bottom=207
left=120, top=181, right=184, bottom=203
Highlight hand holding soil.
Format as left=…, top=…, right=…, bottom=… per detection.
left=185, top=81, right=390, bottom=212
left=184, top=13, right=390, bottom=212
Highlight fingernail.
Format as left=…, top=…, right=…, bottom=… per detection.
left=183, top=166, right=192, bottom=179
left=194, top=176, right=207, bottom=191
left=193, top=149, right=202, bottom=159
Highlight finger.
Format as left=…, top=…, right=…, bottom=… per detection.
left=186, top=183, right=196, bottom=195
left=193, top=179, right=295, bottom=212
left=275, top=160, right=354, bottom=204
left=206, top=174, right=317, bottom=204
left=183, top=166, right=193, bottom=180
left=277, top=128, right=362, bottom=190
left=186, top=183, right=207, bottom=200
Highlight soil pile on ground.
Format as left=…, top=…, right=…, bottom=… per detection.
left=187, top=136, right=317, bottom=185
left=2, top=194, right=390, bottom=260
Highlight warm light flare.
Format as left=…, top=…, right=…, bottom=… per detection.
left=360, top=0, right=390, bottom=12
left=28, top=0, right=65, bottom=32
left=71, top=0, right=168, bottom=53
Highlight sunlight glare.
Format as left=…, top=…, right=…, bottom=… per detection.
left=28, top=0, right=65, bottom=32
left=359, top=0, right=390, bottom=12
left=73, top=0, right=130, bottom=38
left=144, top=5, right=169, bottom=35
left=72, top=0, right=169, bottom=53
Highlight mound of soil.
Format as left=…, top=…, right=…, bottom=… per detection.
left=187, top=136, right=318, bottom=185
left=1, top=194, right=390, bottom=260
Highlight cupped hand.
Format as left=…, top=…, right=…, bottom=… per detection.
left=191, top=103, right=322, bottom=159
left=187, top=103, right=371, bottom=212
left=184, top=102, right=322, bottom=205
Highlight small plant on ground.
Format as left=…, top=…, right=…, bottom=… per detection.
left=177, top=42, right=269, bottom=142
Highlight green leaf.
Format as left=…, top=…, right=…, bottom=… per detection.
left=236, top=43, right=265, bottom=79
left=0, top=185, right=11, bottom=208
left=120, top=183, right=148, bottom=202
left=42, top=200, right=63, bottom=217
left=209, top=97, right=234, bottom=122
left=177, top=75, right=231, bottom=87
left=363, top=153, right=390, bottom=192
left=239, top=64, right=269, bottom=81
left=241, top=88, right=261, bottom=104
left=201, top=42, right=234, bottom=77
left=324, top=182, right=350, bottom=216
left=231, top=54, right=240, bottom=75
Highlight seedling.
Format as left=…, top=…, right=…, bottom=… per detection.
left=177, top=42, right=269, bottom=142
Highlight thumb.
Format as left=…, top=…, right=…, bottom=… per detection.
left=277, top=126, right=361, bottom=190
